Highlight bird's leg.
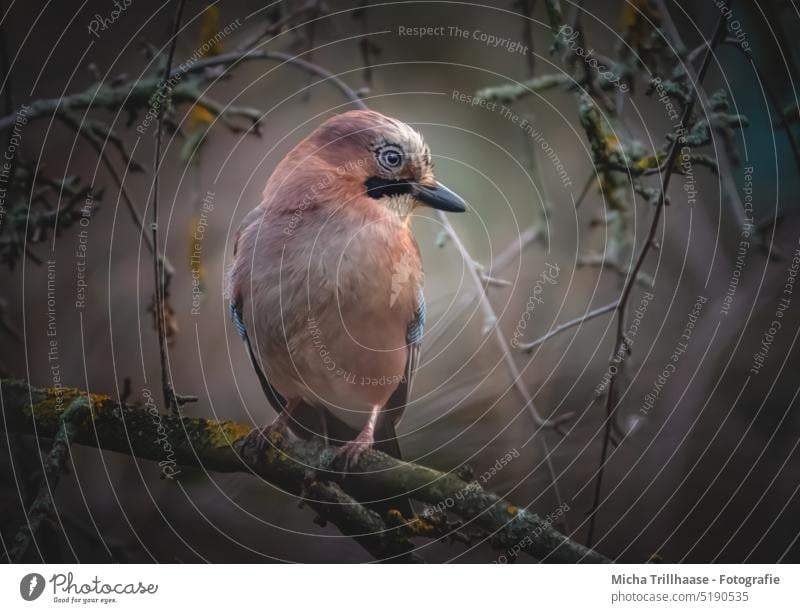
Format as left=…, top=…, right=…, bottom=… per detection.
left=336, top=404, right=379, bottom=471
left=243, top=399, right=298, bottom=454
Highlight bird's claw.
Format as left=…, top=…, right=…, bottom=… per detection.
left=336, top=437, right=372, bottom=473
left=243, top=414, right=289, bottom=455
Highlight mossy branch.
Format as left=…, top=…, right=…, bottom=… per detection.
left=475, top=73, right=572, bottom=106
left=1, top=378, right=609, bottom=563
left=6, top=396, right=89, bottom=562
left=0, top=68, right=261, bottom=134
left=0, top=48, right=366, bottom=135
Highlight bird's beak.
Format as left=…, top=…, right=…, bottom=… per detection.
left=412, top=181, right=467, bottom=213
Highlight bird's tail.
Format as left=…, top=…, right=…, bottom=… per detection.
left=373, top=417, right=403, bottom=459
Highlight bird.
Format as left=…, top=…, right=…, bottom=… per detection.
left=226, top=109, right=466, bottom=477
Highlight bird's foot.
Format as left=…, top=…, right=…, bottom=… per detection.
left=336, top=431, right=374, bottom=473
left=243, top=412, right=290, bottom=455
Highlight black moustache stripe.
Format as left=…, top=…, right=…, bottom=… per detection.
left=364, top=176, right=413, bottom=199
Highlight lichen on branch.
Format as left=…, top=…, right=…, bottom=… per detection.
left=2, top=378, right=609, bottom=563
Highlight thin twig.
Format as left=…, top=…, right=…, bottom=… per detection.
left=353, top=0, right=376, bottom=87
left=686, top=42, right=706, bottom=63
left=437, top=213, right=571, bottom=431
left=585, top=13, right=727, bottom=547
left=516, top=0, right=536, bottom=77
left=170, top=48, right=369, bottom=109
left=491, top=224, right=544, bottom=273
left=507, top=1, right=570, bottom=525
left=234, top=2, right=322, bottom=52
left=574, top=173, right=595, bottom=210
left=513, top=1, right=551, bottom=251
left=518, top=301, right=619, bottom=353
left=57, top=114, right=175, bottom=279
left=151, top=0, right=187, bottom=414
left=653, top=0, right=745, bottom=228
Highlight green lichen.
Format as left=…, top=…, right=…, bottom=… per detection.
left=406, top=516, right=436, bottom=537
left=204, top=419, right=250, bottom=448
left=24, top=387, right=110, bottom=429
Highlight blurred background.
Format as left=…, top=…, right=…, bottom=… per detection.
left=1, top=0, right=800, bottom=562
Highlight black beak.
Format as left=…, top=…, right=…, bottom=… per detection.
left=412, top=181, right=467, bottom=213
left=364, top=176, right=467, bottom=212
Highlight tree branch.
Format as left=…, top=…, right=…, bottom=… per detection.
left=1, top=378, right=609, bottom=563
left=0, top=47, right=371, bottom=135
left=6, top=396, right=89, bottom=562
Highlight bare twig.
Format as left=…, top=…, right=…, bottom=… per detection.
left=170, top=48, right=369, bottom=109
left=234, top=2, right=322, bottom=52
left=491, top=224, right=545, bottom=273
left=514, top=1, right=551, bottom=257
left=653, top=0, right=745, bottom=228
left=353, top=0, right=379, bottom=87
left=686, top=42, right=706, bottom=63
left=574, top=173, right=595, bottom=210
left=437, top=213, right=571, bottom=431
left=151, top=0, right=187, bottom=414
left=518, top=301, right=619, bottom=353
left=476, top=262, right=513, bottom=288
left=57, top=114, right=175, bottom=280
left=515, top=0, right=536, bottom=76
left=585, top=14, right=727, bottom=547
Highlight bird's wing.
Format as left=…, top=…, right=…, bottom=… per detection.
left=374, top=288, right=425, bottom=454
left=232, top=292, right=359, bottom=441
left=370, top=290, right=424, bottom=519
left=229, top=209, right=287, bottom=414
left=404, top=287, right=426, bottom=402
left=229, top=293, right=286, bottom=414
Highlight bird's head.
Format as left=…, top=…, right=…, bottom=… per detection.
left=305, top=110, right=467, bottom=218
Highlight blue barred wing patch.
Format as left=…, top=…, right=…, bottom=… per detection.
left=407, top=289, right=426, bottom=346
left=230, top=301, right=248, bottom=340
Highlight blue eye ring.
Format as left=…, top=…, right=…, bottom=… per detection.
left=376, top=145, right=404, bottom=171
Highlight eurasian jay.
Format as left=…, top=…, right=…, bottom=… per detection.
left=227, top=109, right=466, bottom=471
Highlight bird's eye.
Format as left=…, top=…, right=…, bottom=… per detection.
left=376, top=145, right=404, bottom=171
